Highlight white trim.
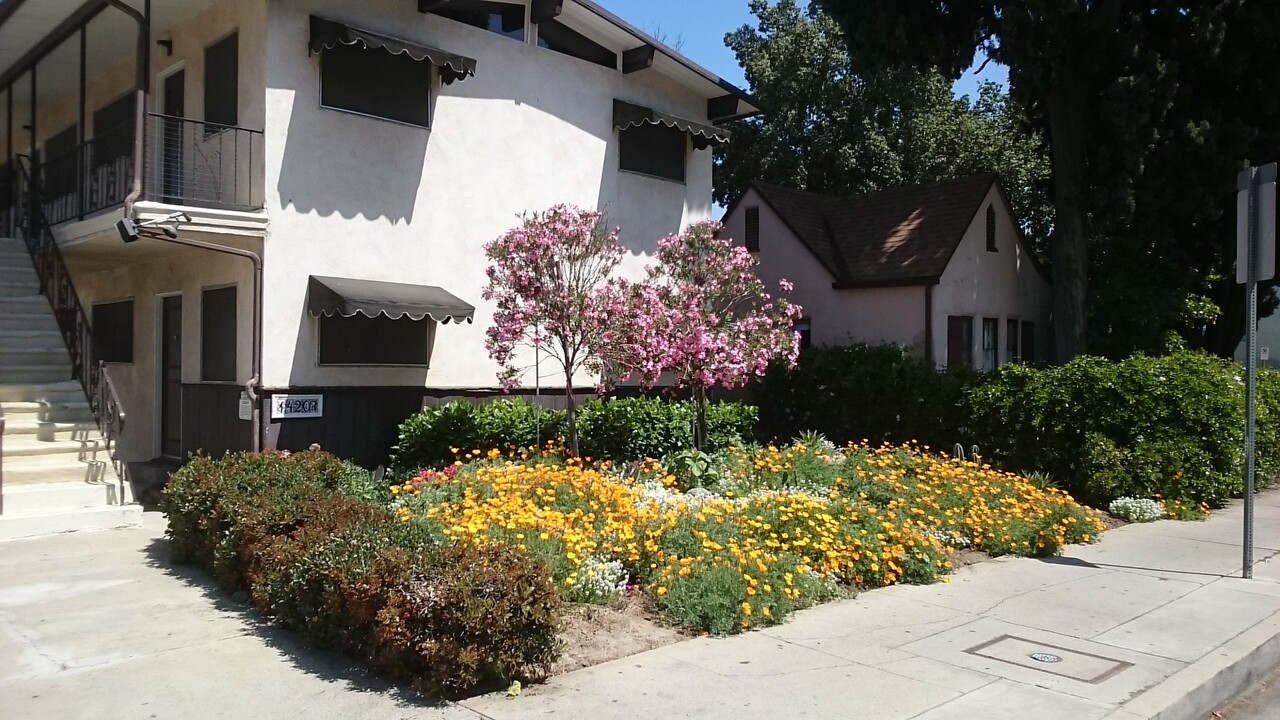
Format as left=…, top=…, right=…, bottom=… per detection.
left=133, top=201, right=269, bottom=235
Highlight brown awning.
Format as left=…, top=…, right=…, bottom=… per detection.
left=309, top=16, right=477, bottom=85
left=612, top=99, right=731, bottom=150
left=307, top=276, right=475, bottom=323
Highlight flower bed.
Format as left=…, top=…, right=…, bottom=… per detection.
left=395, top=442, right=1106, bottom=635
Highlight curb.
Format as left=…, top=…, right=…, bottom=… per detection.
left=1110, top=606, right=1280, bottom=720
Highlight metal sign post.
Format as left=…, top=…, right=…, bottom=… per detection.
left=1237, top=162, right=1277, bottom=579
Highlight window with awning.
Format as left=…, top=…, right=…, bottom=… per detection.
left=309, top=16, right=477, bottom=85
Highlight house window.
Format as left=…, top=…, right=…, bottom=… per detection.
left=201, top=286, right=237, bottom=381
left=93, top=300, right=134, bottom=364
left=946, top=315, right=973, bottom=368
left=794, top=318, right=812, bottom=350
left=1021, top=320, right=1035, bottom=364
left=319, top=314, right=431, bottom=365
left=619, top=123, right=686, bottom=182
left=986, top=205, right=997, bottom=252
left=982, top=318, right=999, bottom=370
left=92, top=93, right=134, bottom=169
left=1006, top=319, right=1020, bottom=364
left=321, top=41, right=433, bottom=127
left=42, top=124, right=79, bottom=200
left=745, top=207, right=760, bottom=252
left=431, top=0, right=525, bottom=41
left=204, top=32, right=239, bottom=130
left=536, top=18, right=617, bottom=69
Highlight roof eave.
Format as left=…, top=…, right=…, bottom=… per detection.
left=832, top=278, right=940, bottom=290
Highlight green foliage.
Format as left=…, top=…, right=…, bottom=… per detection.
left=1256, top=369, right=1280, bottom=486
left=965, top=352, right=1243, bottom=506
left=753, top=344, right=975, bottom=448
left=662, top=449, right=729, bottom=492
left=393, top=397, right=757, bottom=468
left=162, top=450, right=562, bottom=696
left=391, top=399, right=567, bottom=471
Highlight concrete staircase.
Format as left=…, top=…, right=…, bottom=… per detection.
left=0, top=235, right=140, bottom=540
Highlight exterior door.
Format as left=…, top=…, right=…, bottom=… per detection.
left=160, top=69, right=185, bottom=202
left=160, top=295, right=183, bottom=459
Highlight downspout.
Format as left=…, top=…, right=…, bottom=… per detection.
left=106, top=0, right=148, bottom=216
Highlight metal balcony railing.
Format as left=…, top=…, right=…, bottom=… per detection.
left=22, top=114, right=263, bottom=227
left=145, top=113, right=264, bottom=212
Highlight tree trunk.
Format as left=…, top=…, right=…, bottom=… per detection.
left=693, top=384, right=708, bottom=451
left=565, top=381, right=578, bottom=455
left=1044, top=76, right=1091, bottom=362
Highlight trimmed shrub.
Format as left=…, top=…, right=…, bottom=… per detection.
left=965, top=352, right=1243, bottom=506
left=162, top=450, right=562, bottom=696
left=391, top=399, right=567, bottom=471
left=1256, top=369, right=1280, bottom=486
left=752, top=344, right=976, bottom=447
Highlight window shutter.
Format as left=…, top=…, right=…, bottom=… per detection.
left=745, top=207, right=760, bottom=252
left=986, top=205, right=997, bottom=252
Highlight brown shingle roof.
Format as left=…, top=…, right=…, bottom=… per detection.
left=751, top=174, right=1000, bottom=287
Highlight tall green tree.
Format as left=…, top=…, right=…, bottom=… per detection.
left=815, top=0, right=1239, bottom=361
left=716, top=0, right=1052, bottom=245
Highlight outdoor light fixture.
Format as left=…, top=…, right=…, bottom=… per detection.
left=114, top=212, right=190, bottom=242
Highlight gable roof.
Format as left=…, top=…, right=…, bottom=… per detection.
left=738, top=174, right=1041, bottom=288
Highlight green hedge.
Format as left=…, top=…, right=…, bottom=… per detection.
left=965, top=352, right=1244, bottom=505
left=163, top=450, right=561, bottom=695
left=392, top=397, right=758, bottom=469
left=752, top=344, right=977, bottom=448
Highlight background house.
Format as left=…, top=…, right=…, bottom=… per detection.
left=0, top=0, right=757, bottom=525
left=720, top=174, right=1051, bottom=369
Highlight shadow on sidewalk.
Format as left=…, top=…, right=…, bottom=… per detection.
left=138, top=533, right=450, bottom=711
left=1037, top=554, right=1239, bottom=579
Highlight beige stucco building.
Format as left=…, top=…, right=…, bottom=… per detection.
left=0, top=0, right=757, bottom=471
left=721, top=175, right=1052, bottom=369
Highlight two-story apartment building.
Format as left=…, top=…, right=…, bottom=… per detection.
left=0, top=0, right=757, bottom=527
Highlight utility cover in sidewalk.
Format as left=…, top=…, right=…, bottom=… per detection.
left=965, top=635, right=1133, bottom=684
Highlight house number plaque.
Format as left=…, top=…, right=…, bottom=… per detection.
left=271, top=394, right=324, bottom=419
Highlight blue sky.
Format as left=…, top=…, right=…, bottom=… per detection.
left=597, top=0, right=1007, bottom=100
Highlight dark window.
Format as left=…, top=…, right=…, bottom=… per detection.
left=1006, top=319, right=1020, bottom=364
left=201, top=286, right=237, bottom=381
left=204, top=32, right=239, bottom=130
left=745, top=206, right=760, bottom=252
left=319, top=314, right=431, bottom=365
left=93, top=300, right=134, bottom=364
left=794, top=318, right=812, bottom=350
left=946, top=315, right=973, bottom=369
left=619, top=122, right=686, bottom=182
left=43, top=124, right=79, bottom=198
left=986, top=205, right=997, bottom=252
left=982, top=317, right=999, bottom=370
left=432, top=0, right=525, bottom=40
left=321, top=42, right=432, bottom=127
left=1021, top=320, right=1035, bottom=364
left=537, top=18, right=616, bottom=69
left=92, top=93, right=135, bottom=167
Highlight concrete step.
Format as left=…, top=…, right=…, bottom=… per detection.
left=0, top=280, right=40, bottom=298
left=3, top=416, right=100, bottom=440
left=0, top=329, right=64, bottom=348
left=0, top=345, right=73, bottom=366
left=0, top=264, right=37, bottom=283
left=2, top=432, right=103, bottom=460
left=1, top=481, right=120, bottom=514
left=0, top=380, right=88, bottom=404
left=0, top=312, right=58, bottom=333
left=0, top=452, right=112, bottom=485
left=0, top=400, right=94, bottom=420
left=0, top=365, right=74, bottom=385
left=0, top=504, right=142, bottom=541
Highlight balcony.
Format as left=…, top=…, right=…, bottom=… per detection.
left=22, top=113, right=264, bottom=228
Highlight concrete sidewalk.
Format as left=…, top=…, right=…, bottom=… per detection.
left=5, top=496, right=1280, bottom=720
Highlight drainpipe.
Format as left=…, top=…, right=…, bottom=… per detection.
left=107, top=0, right=148, bottom=217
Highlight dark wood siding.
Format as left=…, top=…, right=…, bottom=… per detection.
left=181, top=383, right=253, bottom=459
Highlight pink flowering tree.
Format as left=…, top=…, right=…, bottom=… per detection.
left=483, top=204, right=626, bottom=452
left=611, top=220, right=802, bottom=448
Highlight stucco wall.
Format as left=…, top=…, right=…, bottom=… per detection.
left=260, top=0, right=715, bottom=389
left=931, top=185, right=1052, bottom=367
left=68, top=233, right=260, bottom=461
left=721, top=187, right=927, bottom=352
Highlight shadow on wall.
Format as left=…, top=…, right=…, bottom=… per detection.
left=274, top=62, right=431, bottom=221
